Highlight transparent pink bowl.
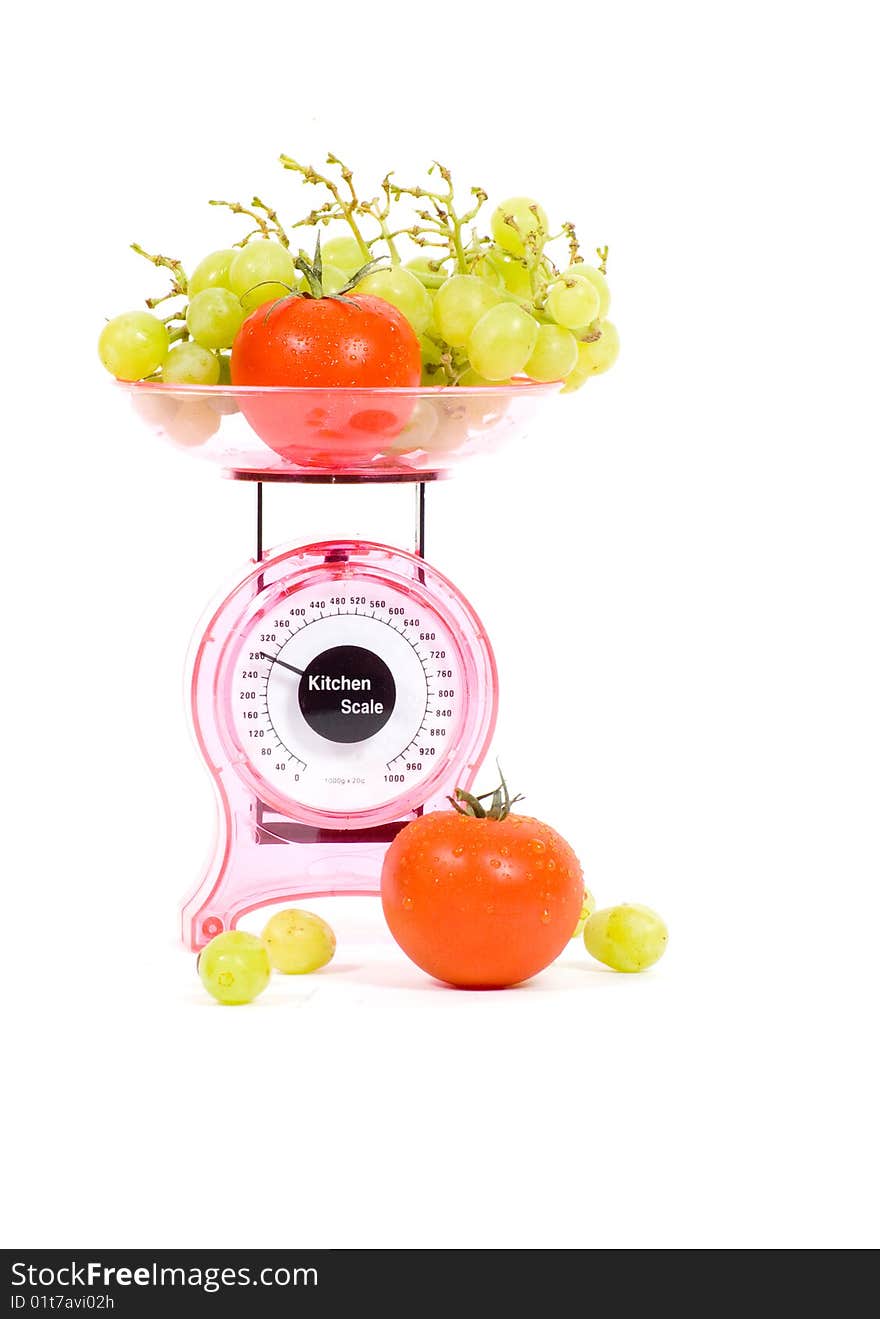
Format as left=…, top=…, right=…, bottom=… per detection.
left=120, top=380, right=561, bottom=479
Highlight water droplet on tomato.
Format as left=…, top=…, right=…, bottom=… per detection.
left=530, top=839, right=546, bottom=853
left=402, top=896, right=414, bottom=911
left=486, top=904, right=496, bottom=914
left=540, top=908, right=551, bottom=924
left=489, top=858, right=501, bottom=868
left=452, top=845, right=464, bottom=857
left=500, top=846, right=510, bottom=857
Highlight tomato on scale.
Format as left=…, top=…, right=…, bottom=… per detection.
left=228, top=237, right=421, bottom=460
left=230, top=237, right=421, bottom=389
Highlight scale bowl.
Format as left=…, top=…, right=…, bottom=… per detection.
left=120, top=380, right=561, bottom=479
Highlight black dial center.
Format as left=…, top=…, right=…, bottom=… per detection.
left=298, top=645, right=396, bottom=744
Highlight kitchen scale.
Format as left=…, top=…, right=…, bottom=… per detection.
left=123, top=379, right=558, bottom=948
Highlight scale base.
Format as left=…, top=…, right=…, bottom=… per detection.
left=182, top=808, right=413, bottom=950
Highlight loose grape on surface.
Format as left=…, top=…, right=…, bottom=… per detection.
left=261, top=909, right=336, bottom=975
left=198, top=930, right=271, bottom=1004
left=582, top=904, right=668, bottom=972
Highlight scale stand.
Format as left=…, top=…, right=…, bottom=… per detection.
left=182, top=472, right=498, bottom=949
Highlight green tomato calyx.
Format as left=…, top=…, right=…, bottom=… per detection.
left=294, top=233, right=388, bottom=302
left=447, top=764, right=524, bottom=821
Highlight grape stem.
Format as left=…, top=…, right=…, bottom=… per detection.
left=209, top=198, right=290, bottom=248
left=388, top=165, right=486, bottom=274
left=596, top=245, right=609, bottom=275
left=130, top=243, right=188, bottom=296
left=279, top=154, right=373, bottom=263
left=145, top=289, right=185, bottom=310
left=562, top=221, right=581, bottom=265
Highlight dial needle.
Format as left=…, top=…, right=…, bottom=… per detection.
left=260, top=651, right=305, bottom=677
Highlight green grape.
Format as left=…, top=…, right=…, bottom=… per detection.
left=546, top=275, right=601, bottom=330
left=563, top=263, right=611, bottom=319
left=208, top=355, right=240, bottom=416
left=433, top=275, right=501, bottom=348
left=261, top=909, right=336, bottom=974
left=495, top=252, right=532, bottom=297
left=491, top=197, right=549, bottom=257
left=130, top=391, right=179, bottom=431
left=228, top=240, right=296, bottom=313
left=420, top=335, right=446, bottom=367
left=467, top=303, right=539, bottom=380
left=98, top=311, right=169, bottom=381
left=524, top=323, right=578, bottom=382
left=165, top=400, right=222, bottom=446
left=571, top=886, right=597, bottom=939
left=583, top=904, right=668, bottom=973
left=468, top=251, right=504, bottom=289
left=458, top=367, right=510, bottom=386
left=562, top=321, right=620, bottom=392
left=406, top=255, right=450, bottom=290
left=383, top=398, right=440, bottom=452
left=322, top=263, right=348, bottom=295
left=475, top=248, right=531, bottom=297
left=189, top=248, right=238, bottom=297
left=160, top=341, right=220, bottom=385
left=186, top=288, right=245, bottom=350
left=321, top=234, right=368, bottom=275
left=355, top=266, right=433, bottom=335
left=198, top=930, right=271, bottom=1004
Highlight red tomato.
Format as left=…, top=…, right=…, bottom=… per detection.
left=231, top=293, right=421, bottom=465
left=381, top=806, right=583, bottom=988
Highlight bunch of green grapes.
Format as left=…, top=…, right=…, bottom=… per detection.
left=98, top=155, right=619, bottom=392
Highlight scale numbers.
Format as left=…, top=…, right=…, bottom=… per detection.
left=227, top=575, right=464, bottom=815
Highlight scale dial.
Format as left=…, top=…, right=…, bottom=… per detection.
left=207, top=541, right=497, bottom=828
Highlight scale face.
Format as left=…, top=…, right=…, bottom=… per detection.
left=183, top=536, right=497, bottom=948
left=224, top=567, right=468, bottom=823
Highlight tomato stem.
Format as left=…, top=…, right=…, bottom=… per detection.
left=447, top=763, right=524, bottom=821
left=292, top=234, right=388, bottom=301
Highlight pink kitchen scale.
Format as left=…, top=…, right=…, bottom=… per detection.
left=123, top=379, right=558, bottom=948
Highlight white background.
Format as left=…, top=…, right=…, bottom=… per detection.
left=1, top=0, right=877, bottom=1250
